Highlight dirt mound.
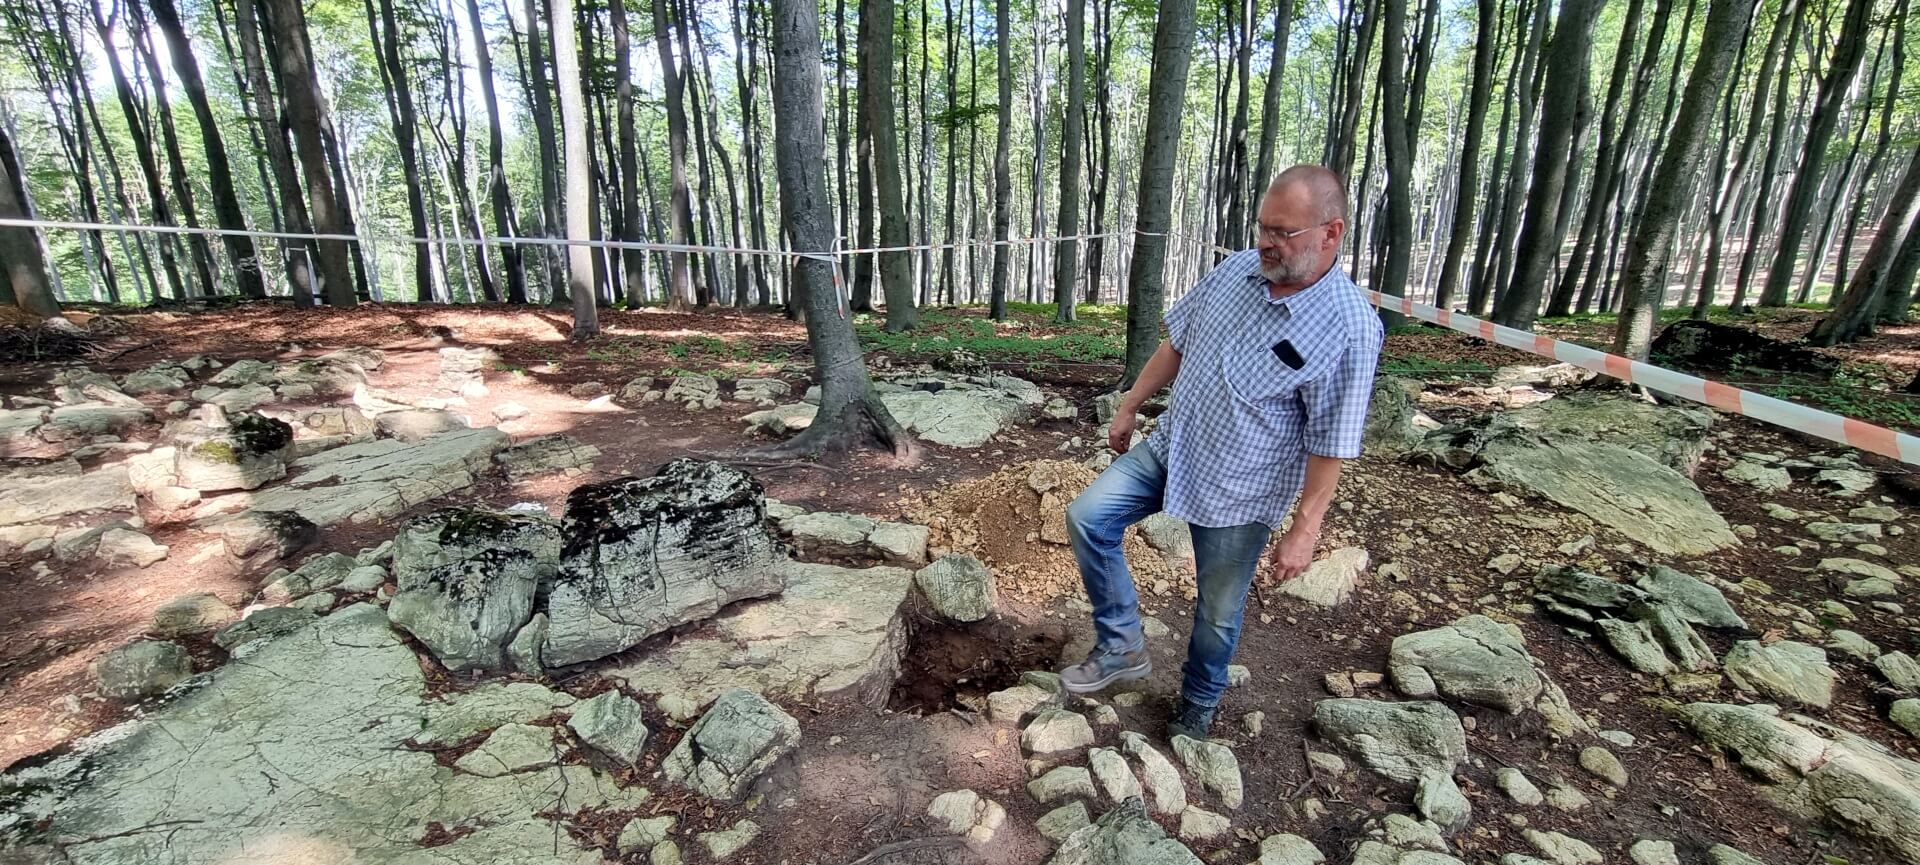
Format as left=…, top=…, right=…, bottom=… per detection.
left=903, top=459, right=1193, bottom=605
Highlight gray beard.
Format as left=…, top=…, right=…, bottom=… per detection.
left=1260, top=256, right=1314, bottom=285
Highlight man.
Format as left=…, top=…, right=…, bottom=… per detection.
left=1058, top=165, right=1384, bottom=740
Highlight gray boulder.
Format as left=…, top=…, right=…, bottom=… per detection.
left=1596, top=618, right=1674, bottom=675
left=1682, top=701, right=1920, bottom=864
left=662, top=688, right=800, bottom=801
left=1388, top=615, right=1543, bottom=713
left=1535, top=565, right=1647, bottom=610
left=665, top=374, right=722, bottom=409
left=1365, top=377, right=1425, bottom=455
left=1, top=462, right=134, bottom=527
left=543, top=460, right=786, bottom=667
left=171, top=411, right=295, bottom=492
left=387, top=508, right=562, bottom=672
left=568, top=690, right=650, bottom=766
left=1723, top=640, right=1835, bottom=708
left=915, top=554, right=997, bottom=622
left=261, top=552, right=360, bottom=602
left=1634, top=565, right=1747, bottom=630
left=494, top=434, right=601, bottom=479
left=1311, top=699, right=1468, bottom=783
left=1049, top=800, right=1202, bottom=865
left=1415, top=770, right=1471, bottom=832
left=375, top=409, right=468, bottom=442
left=151, top=592, right=239, bottom=638
left=1171, top=735, right=1243, bottom=809
left=94, top=640, right=191, bottom=700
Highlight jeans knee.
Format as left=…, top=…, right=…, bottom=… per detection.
left=1065, top=494, right=1102, bottom=542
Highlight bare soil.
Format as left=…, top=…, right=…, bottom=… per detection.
left=1, top=303, right=1914, bottom=865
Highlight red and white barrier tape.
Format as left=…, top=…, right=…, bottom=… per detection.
left=1367, top=290, right=1920, bottom=466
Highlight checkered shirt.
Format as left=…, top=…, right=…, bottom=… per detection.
left=1144, top=249, right=1385, bottom=530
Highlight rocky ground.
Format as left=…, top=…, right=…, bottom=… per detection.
left=1, top=304, right=1918, bottom=865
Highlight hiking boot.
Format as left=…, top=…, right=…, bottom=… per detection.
left=1168, top=696, right=1217, bottom=741
left=1059, top=647, right=1152, bottom=695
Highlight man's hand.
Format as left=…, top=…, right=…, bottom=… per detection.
left=1107, top=407, right=1137, bottom=453
left=1265, top=527, right=1317, bottom=585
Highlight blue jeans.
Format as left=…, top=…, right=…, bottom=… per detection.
left=1065, top=445, right=1272, bottom=708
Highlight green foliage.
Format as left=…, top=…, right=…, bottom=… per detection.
left=855, top=307, right=1125, bottom=364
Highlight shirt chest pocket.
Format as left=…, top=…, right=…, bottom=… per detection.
left=1223, top=345, right=1321, bottom=413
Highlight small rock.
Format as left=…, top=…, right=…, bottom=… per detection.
left=915, top=554, right=997, bottom=622
left=1307, top=751, right=1345, bottom=776
left=1171, top=735, right=1243, bottom=809
left=1226, top=665, right=1251, bottom=687
left=1242, top=710, right=1265, bottom=736
left=926, top=789, right=1006, bottom=848
left=340, top=565, right=388, bottom=593
left=989, top=683, right=1059, bottom=724
left=1120, top=731, right=1187, bottom=815
left=568, top=690, right=650, bottom=766
left=492, top=402, right=531, bottom=421
left=1544, top=784, right=1590, bottom=812
left=1828, top=629, right=1882, bottom=661
left=1807, top=521, right=1881, bottom=543
left=93, top=640, right=191, bottom=700
left=1257, top=833, right=1326, bottom=865
left=454, top=723, right=556, bottom=777
left=1877, top=651, right=1920, bottom=692
left=650, top=841, right=682, bottom=865
left=1707, top=845, right=1765, bottom=865
left=1577, top=746, right=1627, bottom=787
left=1415, top=770, right=1470, bottom=832
left=1382, top=813, right=1449, bottom=851
left=1488, top=553, right=1524, bottom=574
left=212, top=606, right=318, bottom=652
left=1088, top=747, right=1142, bottom=803
left=291, top=591, right=336, bottom=613
left=1496, top=768, right=1543, bottom=806
left=1023, top=709, right=1095, bottom=754
left=95, top=528, right=169, bottom=568
left=697, top=819, right=759, bottom=860
left=1890, top=699, right=1920, bottom=736
left=1278, top=547, right=1369, bottom=607
left=1723, top=640, right=1836, bottom=707
left=662, top=688, right=800, bottom=802
left=1036, top=801, right=1091, bottom=842
left=1177, top=805, right=1230, bottom=841
left=657, top=693, right=703, bottom=724
left=150, top=592, right=237, bottom=637
left=1525, top=830, right=1602, bottom=865
left=617, top=816, right=676, bottom=855
left=1598, top=729, right=1636, bottom=748
left=568, top=381, right=609, bottom=399
left=1027, top=765, right=1096, bottom=804
left=1628, top=840, right=1680, bottom=865
left=1850, top=504, right=1902, bottom=521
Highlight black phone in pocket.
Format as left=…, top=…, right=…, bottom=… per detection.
left=1271, top=339, right=1306, bottom=370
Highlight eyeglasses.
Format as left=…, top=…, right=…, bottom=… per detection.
left=1254, top=220, right=1331, bottom=244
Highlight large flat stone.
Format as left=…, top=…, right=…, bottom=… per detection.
left=2, top=604, right=644, bottom=864
left=197, top=427, right=509, bottom=528
left=609, top=560, right=914, bottom=707
left=0, top=464, right=134, bottom=526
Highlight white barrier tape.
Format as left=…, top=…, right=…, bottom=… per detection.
left=1365, top=289, right=1920, bottom=466
left=1160, top=232, right=1920, bottom=466
left=0, top=216, right=1131, bottom=260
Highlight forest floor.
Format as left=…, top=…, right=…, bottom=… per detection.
left=2, top=300, right=1918, bottom=865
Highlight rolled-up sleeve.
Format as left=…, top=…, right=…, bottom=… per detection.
left=1300, top=320, right=1385, bottom=458
left=1162, top=282, right=1209, bottom=353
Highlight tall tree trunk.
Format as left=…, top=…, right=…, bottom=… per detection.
left=1053, top=0, right=1088, bottom=321
left=1545, top=0, right=1645, bottom=317
left=11, top=0, right=120, bottom=302
left=1758, top=0, right=1875, bottom=307
left=259, top=0, right=357, bottom=307
left=93, top=2, right=189, bottom=301
left=732, top=0, right=774, bottom=307
left=1812, top=145, right=1920, bottom=343
left=989, top=0, right=1014, bottom=321
left=651, top=0, right=698, bottom=309
left=1328, top=0, right=1380, bottom=179
left=1434, top=0, right=1498, bottom=309
left=1468, top=0, right=1530, bottom=315
left=1250, top=0, right=1293, bottom=222
left=1121, top=0, right=1198, bottom=385
left=1085, top=0, right=1116, bottom=303
left=1481, top=0, right=1550, bottom=312
left=1829, top=0, right=1906, bottom=309
left=837, top=0, right=852, bottom=260
left=1694, top=0, right=1794, bottom=316
left=234, top=0, right=315, bottom=304
left=1494, top=0, right=1605, bottom=328
left=1614, top=0, right=1757, bottom=357
left=551, top=0, right=598, bottom=336
left=519, top=0, right=566, bottom=304
left=676, top=0, right=722, bottom=305
left=1216, top=0, right=1255, bottom=251
left=0, top=122, right=62, bottom=319
left=863, top=0, right=917, bottom=330
left=766, top=0, right=911, bottom=456
left=149, top=0, right=264, bottom=299
left=471, top=0, right=528, bottom=303
left=1376, top=0, right=1413, bottom=299
left=130, top=0, right=220, bottom=297
left=366, top=0, right=436, bottom=303
left=854, top=96, right=877, bottom=311
left=1730, top=0, right=1807, bottom=309
left=939, top=0, right=961, bottom=306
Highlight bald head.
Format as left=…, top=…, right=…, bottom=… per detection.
left=1254, top=164, right=1350, bottom=292
left=1265, top=165, right=1350, bottom=224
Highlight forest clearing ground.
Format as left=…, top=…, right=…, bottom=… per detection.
left=1, top=301, right=1916, bottom=865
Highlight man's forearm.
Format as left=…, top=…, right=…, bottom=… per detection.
left=1287, top=455, right=1345, bottom=539
left=1120, top=342, right=1183, bottom=410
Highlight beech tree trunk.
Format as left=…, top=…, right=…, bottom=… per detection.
left=1434, top=0, right=1498, bottom=309
left=989, top=0, right=1013, bottom=320
left=1121, top=0, right=1199, bottom=386
left=260, top=0, right=357, bottom=307
left=1053, top=0, right=1088, bottom=322
left=551, top=0, right=597, bottom=337
left=861, top=0, right=917, bottom=330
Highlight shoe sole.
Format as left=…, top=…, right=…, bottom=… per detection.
left=1060, top=662, right=1152, bottom=695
